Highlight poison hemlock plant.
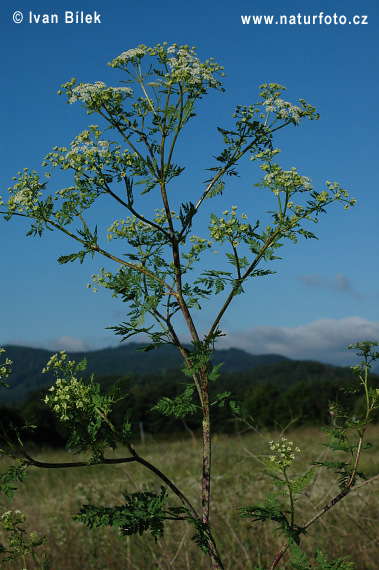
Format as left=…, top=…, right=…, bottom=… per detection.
left=0, top=43, right=376, bottom=569
left=0, top=510, right=50, bottom=569
left=240, top=341, right=379, bottom=569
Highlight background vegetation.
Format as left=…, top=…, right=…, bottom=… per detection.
left=0, top=426, right=378, bottom=569
left=1, top=345, right=378, bottom=448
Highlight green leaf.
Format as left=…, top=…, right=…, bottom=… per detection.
left=189, top=517, right=215, bottom=554
left=288, top=544, right=312, bottom=569
left=289, top=468, right=317, bottom=494
left=152, top=384, right=198, bottom=419
left=73, top=487, right=169, bottom=542
left=240, top=493, right=304, bottom=544
left=313, top=547, right=355, bottom=568
left=58, top=251, right=87, bottom=264
left=0, top=465, right=28, bottom=501
left=211, top=391, right=232, bottom=408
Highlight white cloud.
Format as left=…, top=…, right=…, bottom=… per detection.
left=296, top=273, right=365, bottom=299
left=217, top=317, right=379, bottom=366
left=48, top=335, right=96, bottom=352
left=3, top=335, right=112, bottom=353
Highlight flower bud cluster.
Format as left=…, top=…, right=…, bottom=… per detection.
left=348, top=340, right=379, bottom=356
left=44, top=375, right=93, bottom=422
left=42, top=146, right=69, bottom=173
left=268, top=437, right=301, bottom=468
left=1, top=509, right=25, bottom=527
left=186, top=235, right=213, bottom=261
left=88, top=267, right=114, bottom=293
left=5, top=170, right=43, bottom=215
left=108, top=217, right=143, bottom=242
left=232, top=104, right=262, bottom=122
left=43, top=352, right=94, bottom=420
left=42, top=351, right=74, bottom=374
left=325, top=181, right=356, bottom=210
left=0, top=348, right=12, bottom=379
left=252, top=148, right=281, bottom=162
left=1, top=509, right=47, bottom=563
left=259, top=83, right=286, bottom=99
left=209, top=206, right=249, bottom=247
left=108, top=209, right=178, bottom=244
left=152, top=208, right=177, bottom=226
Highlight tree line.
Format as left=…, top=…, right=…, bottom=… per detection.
left=1, top=360, right=376, bottom=448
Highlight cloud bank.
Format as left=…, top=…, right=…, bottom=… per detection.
left=218, top=316, right=379, bottom=366
left=5, top=318, right=379, bottom=367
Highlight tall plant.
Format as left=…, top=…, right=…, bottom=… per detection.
left=1, top=43, right=374, bottom=569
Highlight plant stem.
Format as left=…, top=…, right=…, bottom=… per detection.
left=201, top=372, right=211, bottom=524
left=269, top=471, right=379, bottom=569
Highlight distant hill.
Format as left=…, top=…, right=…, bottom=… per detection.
left=3, top=345, right=378, bottom=443
left=1, top=344, right=289, bottom=404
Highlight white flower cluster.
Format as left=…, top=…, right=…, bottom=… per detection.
left=43, top=352, right=95, bottom=420
left=65, top=138, right=112, bottom=168
left=268, top=438, right=301, bottom=468
left=263, top=97, right=303, bottom=123
left=110, top=46, right=147, bottom=67
left=1, top=509, right=26, bottom=527
left=8, top=188, right=38, bottom=213
left=68, top=81, right=132, bottom=104
left=6, top=169, right=43, bottom=214
left=166, top=46, right=220, bottom=88
left=263, top=168, right=313, bottom=193
left=110, top=43, right=223, bottom=90
left=44, top=376, right=93, bottom=421
left=42, top=129, right=134, bottom=184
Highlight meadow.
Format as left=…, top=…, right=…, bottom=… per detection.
left=1, top=425, right=378, bottom=569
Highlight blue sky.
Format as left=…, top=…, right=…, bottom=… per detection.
left=1, top=0, right=378, bottom=366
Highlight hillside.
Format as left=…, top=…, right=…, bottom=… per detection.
left=1, top=344, right=289, bottom=404
left=2, top=345, right=378, bottom=445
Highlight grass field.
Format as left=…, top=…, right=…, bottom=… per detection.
left=1, top=425, right=378, bottom=569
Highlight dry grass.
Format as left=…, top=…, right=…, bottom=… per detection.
left=1, top=425, right=378, bottom=569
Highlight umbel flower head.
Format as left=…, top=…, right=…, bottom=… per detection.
left=44, top=376, right=93, bottom=421
left=268, top=438, right=301, bottom=468
left=109, top=42, right=225, bottom=93
left=66, top=82, right=133, bottom=105
left=43, top=352, right=94, bottom=421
